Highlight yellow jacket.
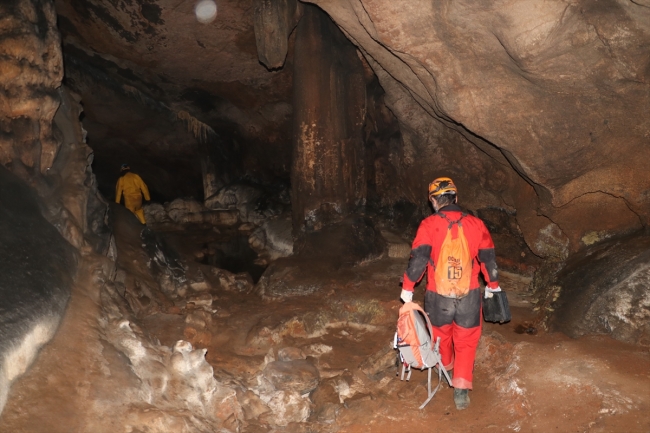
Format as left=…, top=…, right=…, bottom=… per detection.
left=115, top=172, right=150, bottom=203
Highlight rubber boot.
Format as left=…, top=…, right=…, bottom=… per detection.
left=454, top=388, right=470, bottom=410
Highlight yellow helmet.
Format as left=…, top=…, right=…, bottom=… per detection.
left=428, top=177, right=457, bottom=197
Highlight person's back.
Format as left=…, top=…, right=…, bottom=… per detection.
left=411, top=204, right=496, bottom=294
left=115, top=164, right=150, bottom=224
left=117, top=172, right=148, bottom=197
left=399, top=177, right=501, bottom=410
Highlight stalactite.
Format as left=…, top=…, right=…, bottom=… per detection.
left=176, top=110, right=216, bottom=144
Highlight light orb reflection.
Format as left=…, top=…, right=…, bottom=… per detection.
left=195, top=0, right=217, bottom=24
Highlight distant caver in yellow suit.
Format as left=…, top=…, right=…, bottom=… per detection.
left=115, top=164, right=150, bottom=224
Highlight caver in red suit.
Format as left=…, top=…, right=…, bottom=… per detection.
left=399, top=177, right=501, bottom=410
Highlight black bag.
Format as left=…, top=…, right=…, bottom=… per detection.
left=482, top=291, right=512, bottom=323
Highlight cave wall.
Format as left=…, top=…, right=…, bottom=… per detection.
left=0, top=0, right=110, bottom=416
left=305, top=0, right=650, bottom=257
left=0, top=0, right=107, bottom=250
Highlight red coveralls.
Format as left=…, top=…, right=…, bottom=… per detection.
left=401, top=204, right=499, bottom=390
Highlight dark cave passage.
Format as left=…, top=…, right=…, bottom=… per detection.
left=1, top=0, right=650, bottom=431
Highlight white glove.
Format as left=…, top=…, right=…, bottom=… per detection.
left=484, top=286, right=502, bottom=298
left=400, top=289, right=413, bottom=303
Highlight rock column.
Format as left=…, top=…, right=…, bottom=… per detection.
left=291, top=4, right=366, bottom=234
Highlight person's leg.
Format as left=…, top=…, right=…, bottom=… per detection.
left=425, top=291, right=455, bottom=371
left=450, top=288, right=481, bottom=389
left=124, top=195, right=146, bottom=224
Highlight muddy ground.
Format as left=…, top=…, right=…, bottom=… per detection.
left=1, top=216, right=649, bottom=433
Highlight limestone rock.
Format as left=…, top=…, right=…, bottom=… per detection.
left=249, top=217, right=294, bottom=260
left=255, top=263, right=323, bottom=300
left=185, top=311, right=212, bottom=329
left=263, top=360, right=320, bottom=394
left=291, top=5, right=367, bottom=234
left=167, top=198, right=205, bottom=220
left=123, top=279, right=160, bottom=317
left=277, top=347, right=306, bottom=362
left=261, top=390, right=311, bottom=426
left=253, top=0, right=301, bottom=69
left=358, top=342, right=397, bottom=377
left=551, top=233, right=650, bottom=346
left=212, top=268, right=254, bottom=293
left=303, top=344, right=333, bottom=358
left=188, top=269, right=210, bottom=293
left=104, top=319, right=243, bottom=428
left=186, top=293, right=213, bottom=309
left=0, top=166, right=78, bottom=415
left=237, top=389, right=270, bottom=421
left=307, top=0, right=650, bottom=254
left=310, top=377, right=344, bottom=423
left=205, top=184, right=265, bottom=224
left=139, top=226, right=187, bottom=298
left=143, top=202, right=170, bottom=224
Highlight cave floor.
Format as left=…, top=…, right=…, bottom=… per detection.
left=1, top=222, right=649, bottom=433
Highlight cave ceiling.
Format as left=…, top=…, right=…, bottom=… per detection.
left=52, top=0, right=650, bottom=256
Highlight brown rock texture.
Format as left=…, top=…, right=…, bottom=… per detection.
left=253, top=0, right=302, bottom=69
left=291, top=5, right=367, bottom=233
left=0, top=0, right=62, bottom=177
left=306, top=0, right=650, bottom=256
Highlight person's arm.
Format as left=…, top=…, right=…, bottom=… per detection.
left=137, top=175, right=151, bottom=201
left=477, top=222, right=499, bottom=289
left=402, top=221, right=433, bottom=291
left=115, top=178, right=123, bottom=204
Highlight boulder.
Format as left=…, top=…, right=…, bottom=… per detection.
left=358, top=342, right=397, bottom=377
left=309, top=377, right=342, bottom=423
left=262, top=360, right=320, bottom=394
left=143, top=202, right=170, bottom=224
left=166, top=197, right=205, bottom=222
left=212, top=268, right=254, bottom=293
left=260, top=390, right=311, bottom=426
left=165, top=197, right=239, bottom=226
left=236, top=389, right=270, bottom=421
left=277, top=347, right=305, bottom=362
left=550, top=233, right=650, bottom=346
left=205, top=184, right=264, bottom=224
left=249, top=217, right=294, bottom=260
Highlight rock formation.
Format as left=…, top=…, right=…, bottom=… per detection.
left=0, top=0, right=108, bottom=415
left=305, top=0, right=650, bottom=256
left=3, top=0, right=650, bottom=429
left=291, top=5, right=367, bottom=234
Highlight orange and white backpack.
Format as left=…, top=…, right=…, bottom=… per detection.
left=394, top=302, right=452, bottom=408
